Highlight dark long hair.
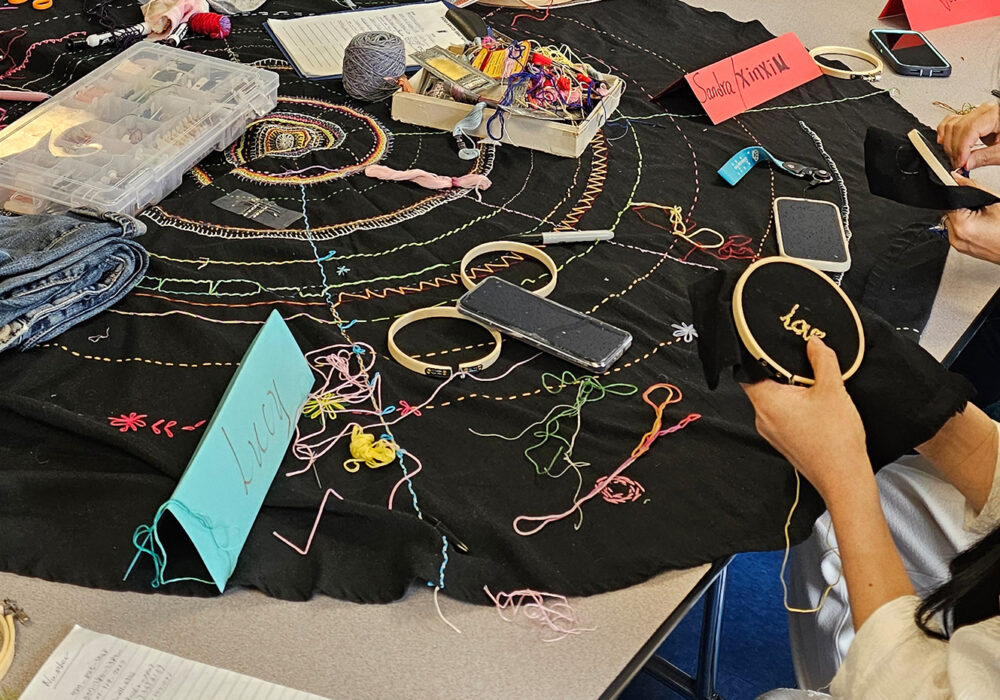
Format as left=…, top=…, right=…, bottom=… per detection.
left=916, top=522, right=1000, bottom=639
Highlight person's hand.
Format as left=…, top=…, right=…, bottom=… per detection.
left=937, top=101, right=1000, bottom=170
left=740, top=337, right=869, bottom=501
left=945, top=175, right=1000, bottom=264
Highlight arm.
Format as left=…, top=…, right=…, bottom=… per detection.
left=741, top=338, right=913, bottom=629
left=936, top=102, right=1000, bottom=263
left=917, top=402, right=998, bottom=514
left=936, top=101, right=1000, bottom=170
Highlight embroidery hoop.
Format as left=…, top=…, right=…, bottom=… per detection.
left=387, top=306, right=502, bottom=378
left=732, top=257, right=864, bottom=386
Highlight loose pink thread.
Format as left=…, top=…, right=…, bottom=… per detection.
left=596, top=474, right=645, bottom=504
left=514, top=384, right=700, bottom=536
left=484, top=585, right=594, bottom=641
left=272, top=487, right=344, bottom=555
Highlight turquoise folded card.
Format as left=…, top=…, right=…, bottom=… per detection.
left=127, top=311, right=314, bottom=592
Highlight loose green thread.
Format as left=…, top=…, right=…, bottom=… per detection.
left=471, top=372, right=637, bottom=529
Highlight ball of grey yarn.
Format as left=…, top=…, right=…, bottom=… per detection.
left=342, top=31, right=406, bottom=102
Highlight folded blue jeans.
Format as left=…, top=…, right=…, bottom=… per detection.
left=0, top=209, right=148, bottom=352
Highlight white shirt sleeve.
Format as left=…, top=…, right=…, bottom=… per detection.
left=830, top=596, right=949, bottom=699
left=830, top=422, right=1000, bottom=699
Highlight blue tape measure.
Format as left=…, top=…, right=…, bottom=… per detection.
left=717, top=146, right=785, bottom=186
left=717, top=146, right=833, bottom=187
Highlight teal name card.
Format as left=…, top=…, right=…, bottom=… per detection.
left=129, top=311, right=314, bottom=592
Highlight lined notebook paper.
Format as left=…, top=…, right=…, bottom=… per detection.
left=20, top=626, right=330, bottom=699
left=265, top=2, right=465, bottom=79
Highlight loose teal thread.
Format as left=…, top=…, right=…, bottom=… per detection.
left=299, top=182, right=444, bottom=587
left=125, top=501, right=218, bottom=588
left=300, top=184, right=338, bottom=313
left=436, top=535, right=449, bottom=589
left=318, top=250, right=337, bottom=261
left=397, top=449, right=423, bottom=519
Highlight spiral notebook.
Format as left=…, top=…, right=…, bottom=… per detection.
left=264, top=1, right=465, bottom=80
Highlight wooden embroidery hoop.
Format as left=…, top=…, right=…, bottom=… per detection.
left=732, top=257, right=864, bottom=386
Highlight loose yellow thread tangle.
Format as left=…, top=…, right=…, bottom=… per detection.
left=343, top=425, right=398, bottom=473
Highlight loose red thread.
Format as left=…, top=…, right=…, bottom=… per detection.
left=680, top=234, right=757, bottom=263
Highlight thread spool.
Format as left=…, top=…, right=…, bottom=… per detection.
left=189, top=12, right=231, bottom=39
left=342, top=31, right=406, bottom=102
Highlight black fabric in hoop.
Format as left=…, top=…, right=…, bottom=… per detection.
left=865, top=127, right=1000, bottom=211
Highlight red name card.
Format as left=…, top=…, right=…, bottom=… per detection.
left=880, top=0, right=1000, bottom=32
left=652, top=33, right=822, bottom=125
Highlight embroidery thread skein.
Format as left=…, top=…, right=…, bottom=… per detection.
left=189, top=12, right=231, bottom=39
left=342, top=31, right=406, bottom=102
left=364, top=164, right=492, bottom=191
left=453, top=102, right=487, bottom=160
left=514, top=383, right=701, bottom=536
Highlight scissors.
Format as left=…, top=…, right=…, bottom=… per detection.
left=7, top=0, right=52, bottom=10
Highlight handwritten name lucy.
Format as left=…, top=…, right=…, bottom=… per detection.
left=779, top=303, right=826, bottom=341
left=221, top=378, right=294, bottom=495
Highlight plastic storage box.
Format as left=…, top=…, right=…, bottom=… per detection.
left=0, top=43, right=279, bottom=216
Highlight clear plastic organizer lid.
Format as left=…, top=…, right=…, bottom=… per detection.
left=0, top=43, right=278, bottom=215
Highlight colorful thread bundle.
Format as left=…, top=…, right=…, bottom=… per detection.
left=364, top=164, right=492, bottom=191
left=483, top=586, right=594, bottom=642
left=471, top=39, right=531, bottom=79
left=343, top=424, right=398, bottom=472
left=189, top=12, right=231, bottom=39
left=342, top=31, right=406, bottom=102
left=514, top=383, right=701, bottom=536
left=631, top=202, right=725, bottom=250
left=287, top=343, right=387, bottom=479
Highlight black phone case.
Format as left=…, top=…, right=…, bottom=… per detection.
left=456, top=278, right=632, bottom=373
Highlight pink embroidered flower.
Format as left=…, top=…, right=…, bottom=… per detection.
left=108, top=412, right=148, bottom=432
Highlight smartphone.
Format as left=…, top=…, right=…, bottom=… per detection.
left=456, top=277, right=632, bottom=373
left=907, top=128, right=958, bottom=185
left=869, top=29, right=951, bottom=77
left=773, top=197, right=851, bottom=273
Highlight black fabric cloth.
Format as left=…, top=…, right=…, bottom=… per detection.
left=688, top=267, right=972, bottom=468
left=0, top=0, right=963, bottom=604
left=865, top=127, right=1000, bottom=210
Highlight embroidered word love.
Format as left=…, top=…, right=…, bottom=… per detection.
left=779, top=304, right=827, bottom=341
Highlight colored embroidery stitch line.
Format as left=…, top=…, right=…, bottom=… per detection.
left=146, top=145, right=495, bottom=240
left=39, top=342, right=237, bottom=368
